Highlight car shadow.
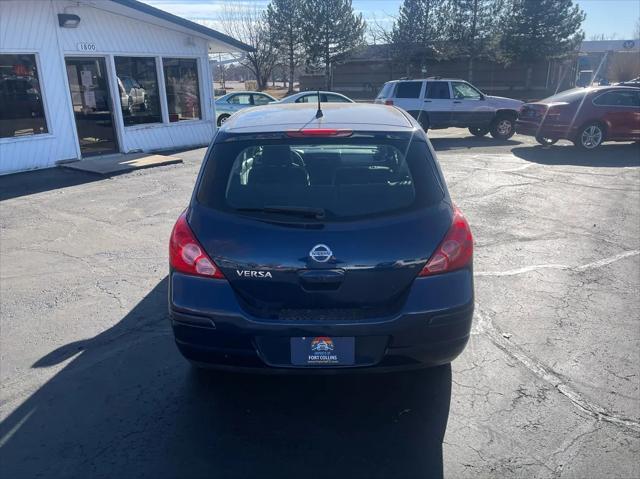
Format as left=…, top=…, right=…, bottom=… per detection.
left=429, top=135, right=522, bottom=151
left=0, top=277, right=452, bottom=479
left=511, top=143, right=640, bottom=167
left=0, top=166, right=102, bottom=202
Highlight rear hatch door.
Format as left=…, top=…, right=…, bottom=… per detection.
left=189, top=206, right=452, bottom=317
left=190, top=133, right=450, bottom=318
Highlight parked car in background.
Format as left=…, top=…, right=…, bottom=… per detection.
left=375, top=78, right=523, bottom=140
left=277, top=91, right=354, bottom=104
left=616, top=77, right=640, bottom=87
left=168, top=103, right=474, bottom=372
left=118, top=76, right=147, bottom=113
left=516, top=86, right=640, bottom=149
left=215, top=91, right=277, bottom=126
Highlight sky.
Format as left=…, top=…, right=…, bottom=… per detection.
left=141, top=0, right=640, bottom=40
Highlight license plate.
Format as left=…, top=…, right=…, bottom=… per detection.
left=290, top=336, right=355, bottom=366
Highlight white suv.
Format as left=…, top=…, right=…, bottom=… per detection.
left=375, top=79, right=524, bottom=140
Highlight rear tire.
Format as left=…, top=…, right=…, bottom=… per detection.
left=490, top=115, right=515, bottom=140
left=536, top=136, right=558, bottom=146
left=217, top=114, right=230, bottom=127
left=575, top=123, right=605, bottom=150
left=469, top=127, right=489, bottom=137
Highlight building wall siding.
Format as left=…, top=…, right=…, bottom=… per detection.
left=52, top=2, right=210, bottom=56
left=1, top=0, right=219, bottom=175
left=0, top=0, right=80, bottom=175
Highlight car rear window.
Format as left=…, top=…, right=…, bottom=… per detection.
left=376, top=83, right=395, bottom=99
left=196, top=136, right=444, bottom=222
left=544, top=88, right=587, bottom=104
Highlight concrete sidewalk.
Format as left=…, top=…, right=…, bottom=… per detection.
left=62, top=151, right=183, bottom=176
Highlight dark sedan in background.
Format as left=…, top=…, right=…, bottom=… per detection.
left=516, top=86, right=640, bottom=149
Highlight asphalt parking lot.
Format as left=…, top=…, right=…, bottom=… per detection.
left=1, top=130, right=638, bottom=479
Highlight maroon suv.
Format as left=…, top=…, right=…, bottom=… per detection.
left=516, top=86, right=640, bottom=149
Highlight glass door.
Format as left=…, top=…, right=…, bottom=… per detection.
left=65, top=57, right=118, bottom=156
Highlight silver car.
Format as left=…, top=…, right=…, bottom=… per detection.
left=277, top=91, right=354, bottom=104
left=215, top=91, right=277, bottom=126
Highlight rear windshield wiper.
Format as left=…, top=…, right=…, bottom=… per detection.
left=236, top=205, right=326, bottom=219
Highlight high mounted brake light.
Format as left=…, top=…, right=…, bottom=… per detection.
left=286, top=129, right=353, bottom=138
left=384, top=100, right=394, bottom=106
left=169, top=210, right=225, bottom=279
left=419, top=207, right=473, bottom=277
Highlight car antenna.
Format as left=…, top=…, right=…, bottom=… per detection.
left=315, top=90, right=323, bottom=119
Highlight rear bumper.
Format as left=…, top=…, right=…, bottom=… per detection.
left=169, top=269, right=474, bottom=373
left=516, top=119, right=576, bottom=140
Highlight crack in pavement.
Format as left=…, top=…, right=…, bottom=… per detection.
left=471, top=308, right=640, bottom=433
left=458, top=180, right=545, bottom=200
left=502, top=169, right=640, bottom=193
left=475, top=249, right=640, bottom=277
left=472, top=249, right=640, bottom=432
left=447, top=159, right=537, bottom=173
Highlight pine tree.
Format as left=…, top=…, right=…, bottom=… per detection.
left=301, top=0, right=366, bottom=90
left=446, top=0, right=505, bottom=81
left=390, top=0, right=450, bottom=75
left=499, top=0, right=585, bottom=65
left=267, top=0, right=304, bottom=93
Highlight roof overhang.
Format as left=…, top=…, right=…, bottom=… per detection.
left=109, top=0, right=253, bottom=53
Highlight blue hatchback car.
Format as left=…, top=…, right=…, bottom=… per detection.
left=169, top=103, right=474, bottom=372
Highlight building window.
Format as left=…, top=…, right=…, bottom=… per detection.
left=163, top=58, right=201, bottom=122
left=114, top=57, right=162, bottom=126
left=0, top=54, right=48, bottom=139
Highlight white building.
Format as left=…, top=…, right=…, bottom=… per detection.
left=0, top=0, right=250, bottom=175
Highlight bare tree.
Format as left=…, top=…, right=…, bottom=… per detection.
left=366, top=12, right=395, bottom=45
left=589, top=33, right=618, bottom=41
left=216, top=3, right=278, bottom=91
left=607, top=52, right=640, bottom=82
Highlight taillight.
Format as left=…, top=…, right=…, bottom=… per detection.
left=419, top=207, right=473, bottom=277
left=286, top=129, right=352, bottom=138
left=384, top=99, right=394, bottom=106
left=169, top=210, right=225, bottom=279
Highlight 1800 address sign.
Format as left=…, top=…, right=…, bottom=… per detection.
left=77, top=42, right=97, bottom=52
